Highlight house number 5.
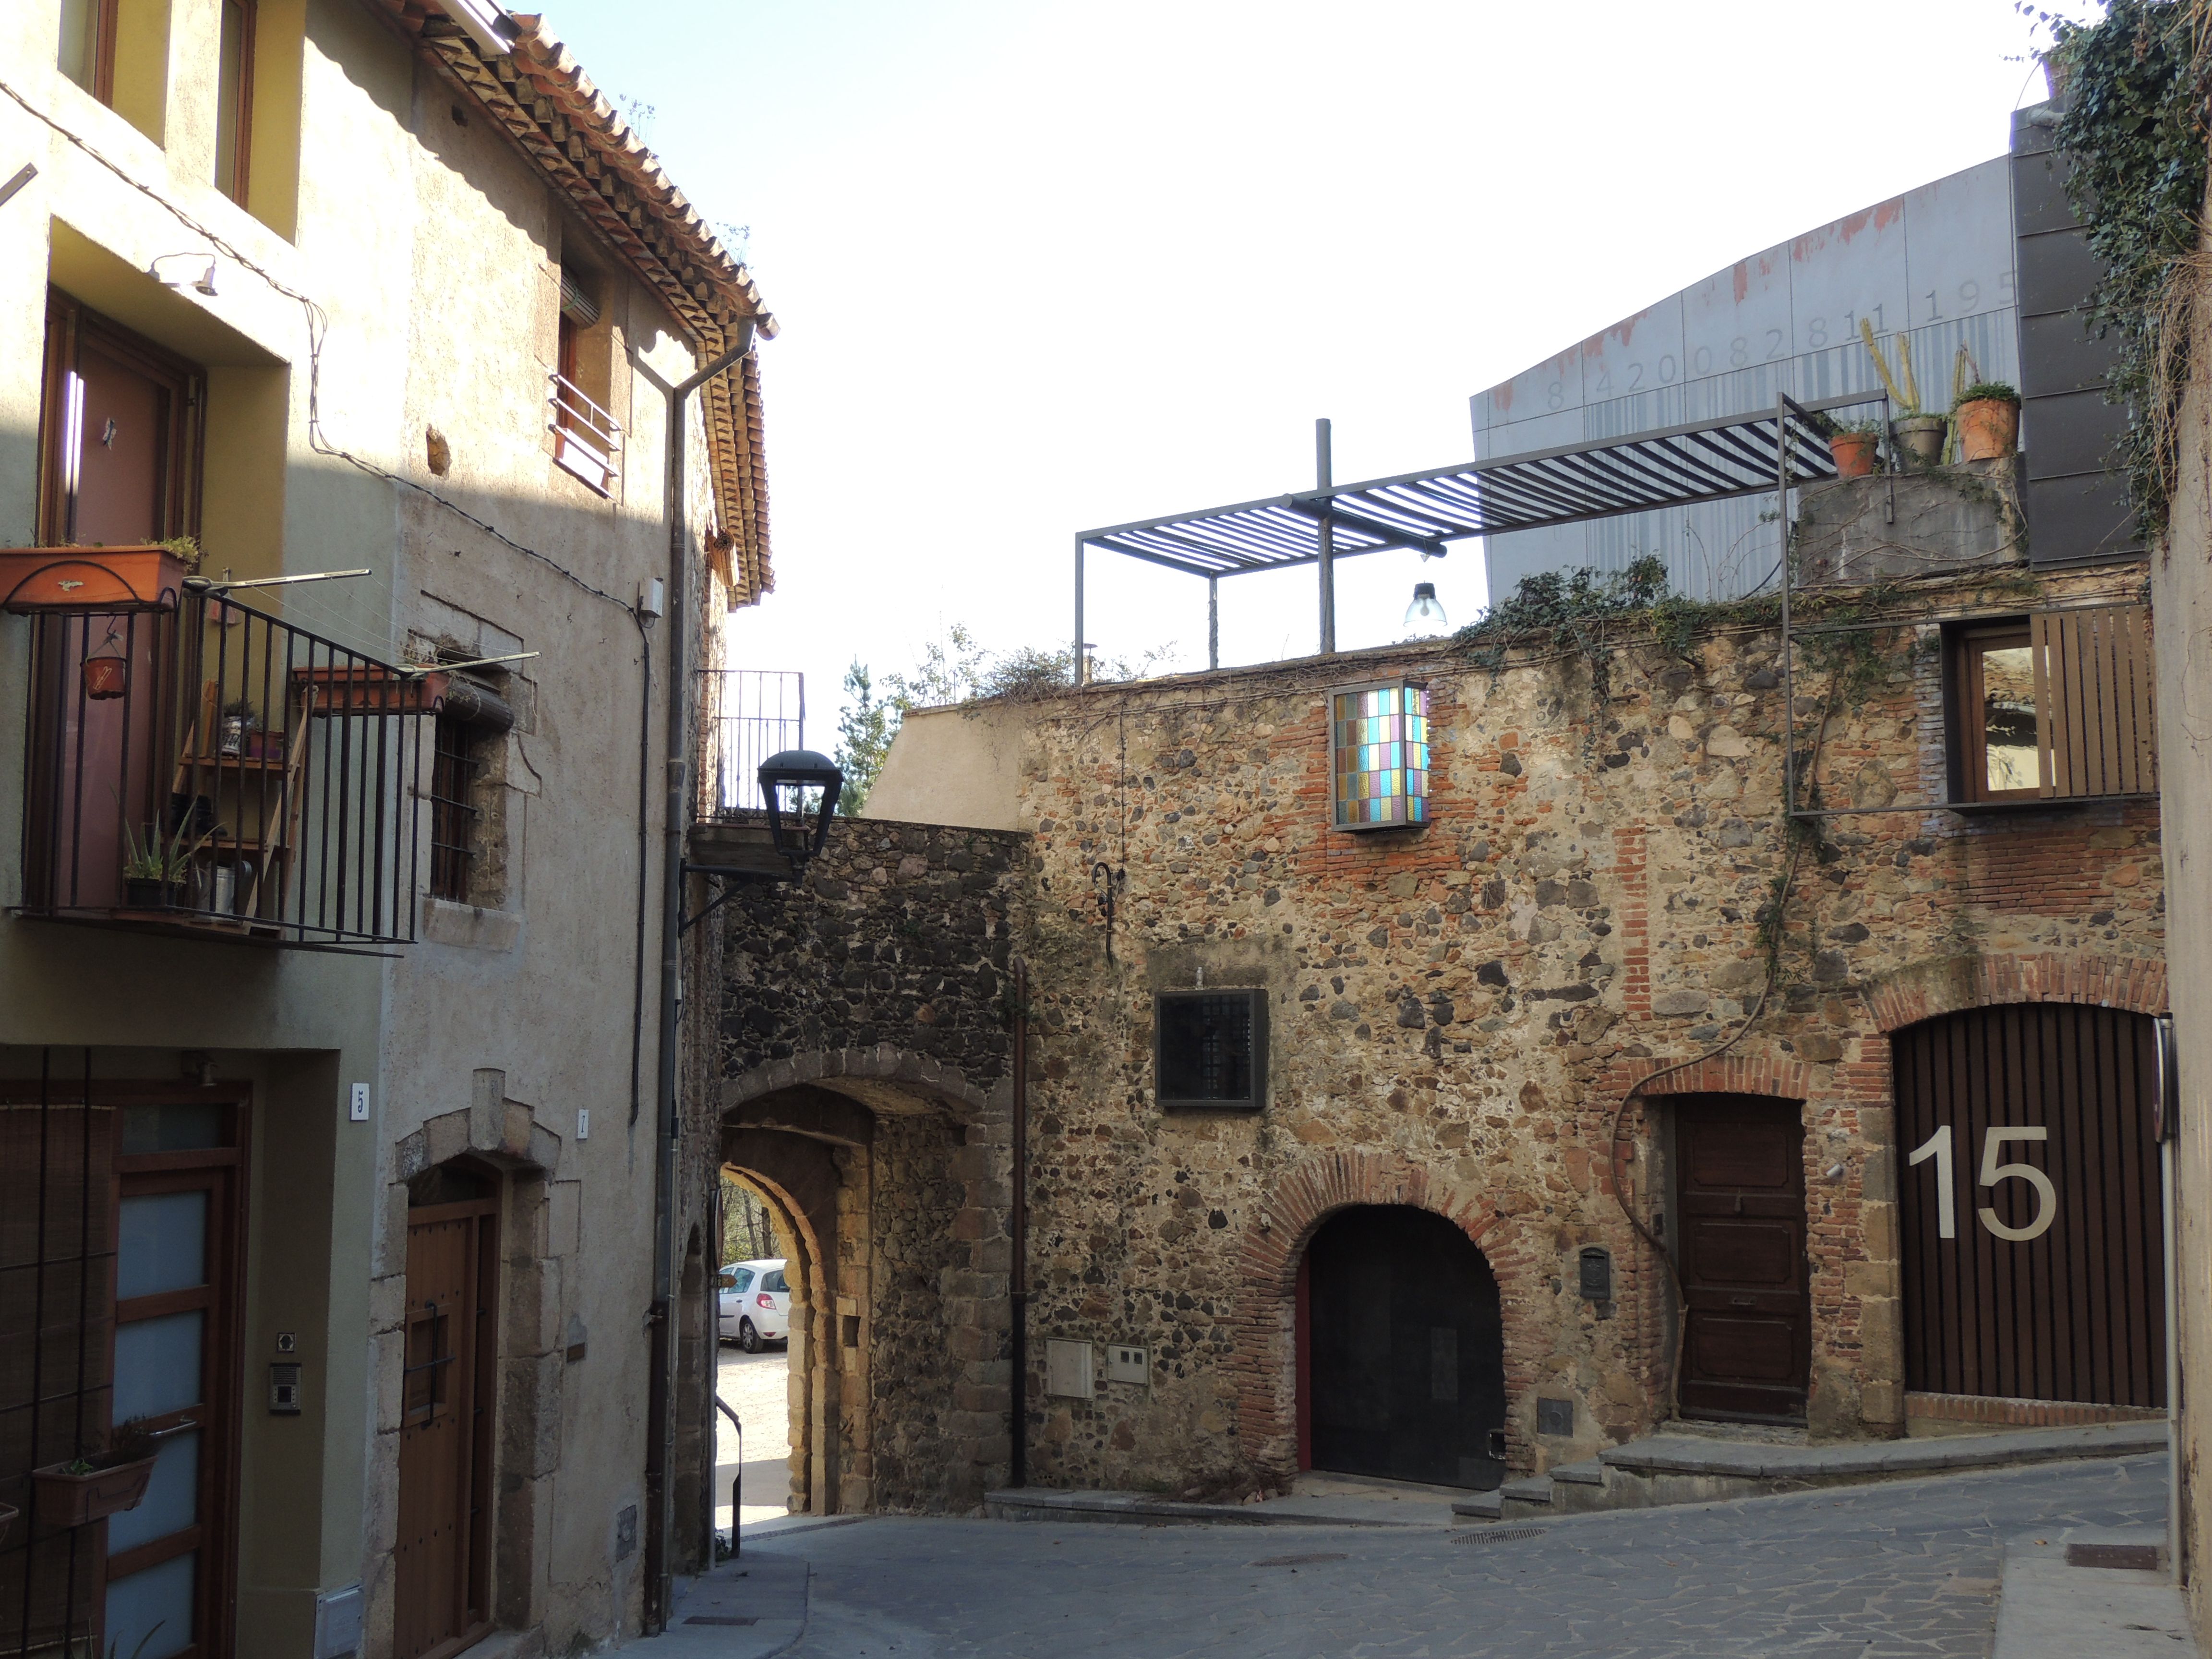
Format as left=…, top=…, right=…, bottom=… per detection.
left=1906, top=1125, right=2058, bottom=1242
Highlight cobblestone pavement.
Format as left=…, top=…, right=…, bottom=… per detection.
left=759, top=1454, right=2167, bottom=1658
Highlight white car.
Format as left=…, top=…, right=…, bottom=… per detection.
left=718, top=1258, right=791, bottom=1351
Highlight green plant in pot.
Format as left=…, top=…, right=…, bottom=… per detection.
left=31, top=1417, right=163, bottom=1527
left=1954, top=380, right=2020, bottom=461
left=1827, top=418, right=1884, bottom=480
left=121, top=819, right=218, bottom=909
left=1859, top=320, right=1948, bottom=465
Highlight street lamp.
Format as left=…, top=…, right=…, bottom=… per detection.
left=757, top=748, right=843, bottom=869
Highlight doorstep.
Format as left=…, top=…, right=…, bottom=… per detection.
left=1991, top=1528, right=2191, bottom=1658
left=986, top=1472, right=1466, bottom=1528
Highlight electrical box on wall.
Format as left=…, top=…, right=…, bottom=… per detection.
left=313, top=1584, right=362, bottom=1659
left=1106, top=1345, right=1148, bottom=1385
left=1045, top=1339, right=1094, bottom=1399
left=269, top=1363, right=302, bottom=1414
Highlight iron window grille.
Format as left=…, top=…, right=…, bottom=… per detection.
left=426, top=710, right=479, bottom=902
left=548, top=371, right=622, bottom=496
left=1330, top=679, right=1430, bottom=831
left=1154, top=989, right=1267, bottom=1112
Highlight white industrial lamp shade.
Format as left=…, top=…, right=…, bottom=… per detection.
left=757, top=748, right=843, bottom=866
left=1403, top=581, right=1449, bottom=637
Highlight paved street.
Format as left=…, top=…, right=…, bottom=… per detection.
left=717, top=1344, right=795, bottom=1529
left=743, top=1454, right=2168, bottom=1658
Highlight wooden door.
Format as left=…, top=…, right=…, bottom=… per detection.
left=1894, top=1005, right=2164, bottom=1406
left=394, top=1202, right=495, bottom=1659
left=1305, top=1206, right=1506, bottom=1490
left=1675, top=1096, right=1812, bottom=1421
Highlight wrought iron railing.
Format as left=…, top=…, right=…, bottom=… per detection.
left=549, top=371, right=623, bottom=495
left=697, top=669, right=803, bottom=818
left=16, top=576, right=435, bottom=947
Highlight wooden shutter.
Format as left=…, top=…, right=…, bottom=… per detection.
left=2031, top=605, right=2157, bottom=798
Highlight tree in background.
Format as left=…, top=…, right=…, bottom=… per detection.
left=833, top=625, right=1174, bottom=815
left=721, top=1176, right=779, bottom=1263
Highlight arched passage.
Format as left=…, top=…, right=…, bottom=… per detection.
left=1300, top=1205, right=1507, bottom=1490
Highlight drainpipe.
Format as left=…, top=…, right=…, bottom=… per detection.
left=641, top=322, right=755, bottom=1635
left=1010, top=958, right=1029, bottom=1489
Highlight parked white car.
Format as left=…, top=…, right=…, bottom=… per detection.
left=718, top=1258, right=791, bottom=1351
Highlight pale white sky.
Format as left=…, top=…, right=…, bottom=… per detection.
left=539, top=0, right=2079, bottom=743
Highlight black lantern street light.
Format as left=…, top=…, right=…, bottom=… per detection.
left=757, top=748, right=843, bottom=870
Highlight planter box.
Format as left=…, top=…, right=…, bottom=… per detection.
left=31, top=1455, right=156, bottom=1526
left=0, top=546, right=192, bottom=613
left=289, top=665, right=451, bottom=716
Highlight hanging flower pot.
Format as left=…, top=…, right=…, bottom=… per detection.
left=82, top=653, right=129, bottom=700
left=31, top=1455, right=156, bottom=1526
left=1830, top=431, right=1880, bottom=480
left=1956, top=385, right=2020, bottom=462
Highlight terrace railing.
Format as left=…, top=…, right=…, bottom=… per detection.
left=697, top=669, right=803, bottom=819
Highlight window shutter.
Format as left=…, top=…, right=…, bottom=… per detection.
left=2032, top=605, right=2157, bottom=798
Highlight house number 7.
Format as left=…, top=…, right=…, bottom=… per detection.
left=1906, top=1125, right=2058, bottom=1242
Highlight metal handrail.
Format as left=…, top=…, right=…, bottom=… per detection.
left=715, top=1395, right=742, bottom=1559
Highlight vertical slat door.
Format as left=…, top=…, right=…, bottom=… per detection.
left=1894, top=1005, right=2164, bottom=1406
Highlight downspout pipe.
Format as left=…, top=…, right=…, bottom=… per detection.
left=1010, top=958, right=1029, bottom=1489
left=643, top=323, right=755, bottom=1635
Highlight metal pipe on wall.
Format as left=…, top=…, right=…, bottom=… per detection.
left=1207, top=577, right=1219, bottom=672
left=643, top=322, right=756, bottom=1635
left=1073, top=538, right=1087, bottom=688
left=1316, top=418, right=1335, bottom=655
left=1010, top=957, right=1030, bottom=1489
left=1774, top=398, right=1795, bottom=815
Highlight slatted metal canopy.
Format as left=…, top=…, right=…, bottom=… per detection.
left=1078, top=393, right=1869, bottom=578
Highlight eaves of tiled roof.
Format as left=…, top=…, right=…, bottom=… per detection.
left=366, top=1, right=776, bottom=607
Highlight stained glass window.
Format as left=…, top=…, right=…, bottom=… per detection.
left=1331, top=681, right=1430, bottom=830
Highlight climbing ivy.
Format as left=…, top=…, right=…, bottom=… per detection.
left=2040, top=0, right=2212, bottom=534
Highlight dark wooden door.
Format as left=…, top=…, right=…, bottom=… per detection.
left=395, top=1201, right=495, bottom=1659
left=1305, top=1206, right=1505, bottom=1490
left=1675, top=1096, right=1812, bottom=1421
left=1894, top=1005, right=2164, bottom=1406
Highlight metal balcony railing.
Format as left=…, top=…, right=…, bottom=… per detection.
left=697, top=669, right=803, bottom=818
left=16, top=576, right=437, bottom=947
left=549, top=370, right=623, bottom=495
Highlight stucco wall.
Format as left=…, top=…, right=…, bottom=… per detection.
left=867, top=702, right=1031, bottom=831
left=0, top=0, right=732, bottom=1650
left=875, top=562, right=2165, bottom=1495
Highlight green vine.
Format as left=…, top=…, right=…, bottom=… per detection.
left=2039, top=0, right=2212, bottom=535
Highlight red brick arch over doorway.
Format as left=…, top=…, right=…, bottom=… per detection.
left=1863, top=952, right=2167, bottom=1033
left=1231, top=1152, right=1537, bottom=1481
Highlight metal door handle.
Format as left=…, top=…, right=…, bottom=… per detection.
left=1729, top=1296, right=1755, bottom=1307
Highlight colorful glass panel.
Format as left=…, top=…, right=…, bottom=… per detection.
left=1332, top=683, right=1431, bottom=829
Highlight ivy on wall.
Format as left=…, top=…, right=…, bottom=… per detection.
left=2042, top=0, right=2212, bottom=535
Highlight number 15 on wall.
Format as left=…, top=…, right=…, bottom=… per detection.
left=1907, top=1125, right=2058, bottom=1242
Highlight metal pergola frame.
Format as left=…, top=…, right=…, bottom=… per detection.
left=1072, top=390, right=1889, bottom=680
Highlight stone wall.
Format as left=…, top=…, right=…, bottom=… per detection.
left=986, top=562, right=2165, bottom=1493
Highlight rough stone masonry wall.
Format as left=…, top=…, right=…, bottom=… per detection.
left=1009, top=563, right=2164, bottom=1494
left=705, top=814, right=1028, bottom=1512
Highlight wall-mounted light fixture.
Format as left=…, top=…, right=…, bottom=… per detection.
left=1329, top=679, right=1431, bottom=831
left=149, top=253, right=217, bottom=297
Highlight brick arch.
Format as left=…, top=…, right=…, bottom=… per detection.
left=1230, top=1151, right=1536, bottom=1478
left=1623, top=1052, right=1811, bottom=1101
left=1863, top=952, right=2168, bottom=1034
left=720, top=1044, right=1004, bottom=1123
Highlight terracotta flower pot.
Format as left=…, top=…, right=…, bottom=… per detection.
left=1957, top=397, right=2020, bottom=462
left=1896, top=414, right=1948, bottom=466
left=82, top=655, right=129, bottom=699
left=1831, top=432, right=1880, bottom=480
left=31, top=1455, right=156, bottom=1526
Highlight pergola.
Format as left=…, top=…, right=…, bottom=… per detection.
left=1071, top=391, right=1887, bottom=677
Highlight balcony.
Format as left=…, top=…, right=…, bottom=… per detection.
left=697, top=669, right=804, bottom=818
left=549, top=371, right=623, bottom=496
left=7, top=547, right=440, bottom=949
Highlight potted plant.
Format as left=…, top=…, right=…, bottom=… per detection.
left=218, top=697, right=261, bottom=757
left=0, top=542, right=197, bottom=613
left=31, top=1419, right=160, bottom=1526
left=1894, top=411, right=1948, bottom=466
left=1828, top=420, right=1883, bottom=480
left=1955, top=381, right=2020, bottom=461
left=120, top=819, right=216, bottom=908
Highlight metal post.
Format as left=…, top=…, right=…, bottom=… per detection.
left=1207, top=577, right=1219, bottom=672
left=1775, top=397, right=1794, bottom=817
left=1073, top=537, right=1087, bottom=688
left=1316, top=419, right=1335, bottom=655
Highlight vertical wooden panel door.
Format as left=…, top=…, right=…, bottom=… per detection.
left=1894, top=1005, right=2164, bottom=1406
left=395, top=1202, right=495, bottom=1659
left=1675, top=1096, right=1812, bottom=1421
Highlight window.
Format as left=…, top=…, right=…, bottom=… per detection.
left=427, top=709, right=478, bottom=902
left=762, top=1269, right=789, bottom=1294
left=729, top=1268, right=755, bottom=1293
left=550, top=262, right=621, bottom=494
left=214, top=0, right=255, bottom=204
left=1948, top=608, right=2157, bottom=803
left=56, top=0, right=165, bottom=142
left=1154, top=989, right=1267, bottom=1112
left=1330, top=679, right=1430, bottom=830
left=58, top=0, right=119, bottom=100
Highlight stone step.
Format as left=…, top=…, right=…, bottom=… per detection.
left=1449, top=1490, right=1503, bottom=1523
left=1496, top=1475, right=1555, bottom=1519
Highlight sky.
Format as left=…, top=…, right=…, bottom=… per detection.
left=536, top=0, right=2083, bottom=746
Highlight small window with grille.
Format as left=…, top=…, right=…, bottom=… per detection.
left=428, top=710, right=480, bottom=903
left=1154, top=989, right=1267, bottom=1113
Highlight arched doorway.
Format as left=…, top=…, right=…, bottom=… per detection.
left=1300, top=1206, right=1506, bottom=1490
